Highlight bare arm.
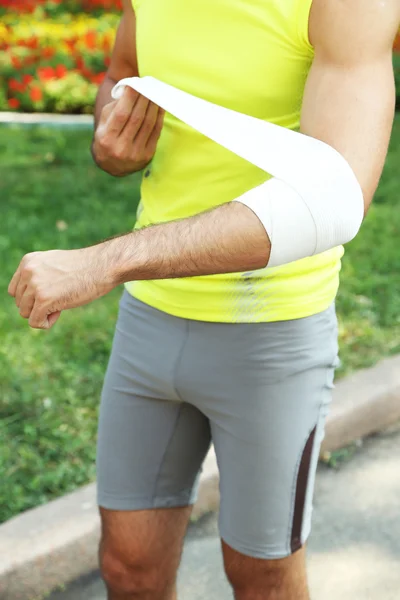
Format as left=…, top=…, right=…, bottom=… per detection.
left=303, top=0, right=398, bottom=212
left=92, top=0, right=164, bottom=176
left=8, top=0, right=400, bottom=328
left=105, top=0, right=399, bottom=282
left=93, top=0, right=138, bottom=128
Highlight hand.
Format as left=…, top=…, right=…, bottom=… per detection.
left=8, top=247, right=116, bottom=330
left=93, top=87, right=165, bottom=177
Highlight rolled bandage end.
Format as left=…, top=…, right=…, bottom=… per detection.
left=111, top=77, right=141, bottom=100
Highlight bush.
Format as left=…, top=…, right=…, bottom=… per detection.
left=0, top=1, right=119, bottom=113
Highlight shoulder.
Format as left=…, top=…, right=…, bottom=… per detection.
left=309, top=0, right=400, bottom=62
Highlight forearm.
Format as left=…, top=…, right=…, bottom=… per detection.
left=105, top=202, right=270, bottom=283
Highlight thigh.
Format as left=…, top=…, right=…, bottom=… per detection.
left=208, top=304, right=339, bottom=560
left=97, top=291, right=211, bottom=511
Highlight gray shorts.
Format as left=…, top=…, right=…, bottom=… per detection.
left=97, top=291, right=339, bottom=559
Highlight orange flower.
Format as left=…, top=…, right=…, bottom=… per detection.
left=11, top=55, right=22, bottom=69
left=26, top=37, right=38, bottom=50
left=30, top=87, right=43, bottom=103
left=65, top=37, right=78, bottom=53
left=37, top=66, right=55, bottom=81
left=8, top=98, right=20, bottom=109
left=84, top=30, right=97, bottom=50
left=42, top=47, right=55, bottom=59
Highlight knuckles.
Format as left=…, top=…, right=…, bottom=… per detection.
left=20, top=254, right=39, bottom=277
left=35, top=290, right=50, bottom=304
left=94, top=134, right=128, bottom=163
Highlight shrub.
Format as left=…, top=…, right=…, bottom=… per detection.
left=0, top=1, right=119, bottom=113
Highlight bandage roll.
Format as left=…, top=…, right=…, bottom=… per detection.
left=112, top=76, right=364, bottom=268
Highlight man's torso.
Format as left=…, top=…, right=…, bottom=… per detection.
left=127, top=0, right=344, bottom=323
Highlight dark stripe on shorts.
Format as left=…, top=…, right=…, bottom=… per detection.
left=291, top=426, right=317, bottom=553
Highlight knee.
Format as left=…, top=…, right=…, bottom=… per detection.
left=226, top=563, right=284, bottom=598
left=100, top=544, right=172, bottom=598
left=223, top=544, right=307, bottom=600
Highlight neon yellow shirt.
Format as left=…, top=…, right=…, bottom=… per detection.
left=126, top=0, right=343, bottom=322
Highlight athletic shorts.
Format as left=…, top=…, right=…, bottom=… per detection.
left=97, top=290, right=339, bottom=559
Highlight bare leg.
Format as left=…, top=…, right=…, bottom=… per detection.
left=222, top=540, right=309, bottom=600
left=99, top=505, right=192, bottom=600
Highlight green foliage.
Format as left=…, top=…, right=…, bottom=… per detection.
left=44, top=72, right=98, bottom=114
left=0, top=125, right=141, bottom=523
left=335, top=115, right=400, bottom=376
left=1, top=116, right=400, bottom=522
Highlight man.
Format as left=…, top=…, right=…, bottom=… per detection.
left=8, top=0, right=399, bottom=598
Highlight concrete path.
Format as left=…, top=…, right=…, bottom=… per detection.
left=50, top=427, right=400, bottom=600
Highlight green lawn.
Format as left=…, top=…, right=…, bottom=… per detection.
left=1, top=118, right=400, bottom=524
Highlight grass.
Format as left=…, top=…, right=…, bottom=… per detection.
left=0, top=125, right=141, bottom=522
left=1, top=116, right=400, bottom=523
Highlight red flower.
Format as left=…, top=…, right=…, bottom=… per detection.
left=8, top=98, right=20, bottom=110
left=75, top=57, right=85, bottom=71
left=30, top=87, right=43, bottom=103
left=91, top=72, right=106, bottom=85
left=81, top=67, right=93, bottom=80
left=55, top=64, right=67, bottom=78
left=37, top=66, right=55, bottom=81
left=8, top=78, right=23, bottom=92
left=22, top=74, right=34, bottom=85
left=104, top=56, right=111, bottom=67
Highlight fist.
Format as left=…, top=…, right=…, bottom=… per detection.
left=93, top=87, right=165, bottom=177
left=8, top=247, right=115, bottom=330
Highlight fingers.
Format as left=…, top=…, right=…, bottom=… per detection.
left=99, top=99, right=117, bottom=123
left=15, top=280, right=28, bottom=307
left=120, top=94, right=150, bottom=141
left=18, top=292, right=35, bottom=319
left=105, top=87, right=139, bottom=136
left=145, top=108, right=165, bottom=156
left=28, top=310, right=61, bottom=331
left=47, top=311, right=62, bottom=329
left=8, top=266, right=21, bottom=297
left=133, top=101, right=160, bottom=148
left=28, top=299, right=51, bottom=330
left=28, top=303, right=61, bottom=330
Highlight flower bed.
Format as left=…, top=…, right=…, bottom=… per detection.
left=1, top=2, right=400, bottom=114
left=0, top=1, right=120, bottom=113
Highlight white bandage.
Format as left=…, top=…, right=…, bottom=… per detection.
left=112, top=76, right=364, bottom=268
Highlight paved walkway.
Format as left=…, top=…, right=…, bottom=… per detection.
left=50, top=427, right=400, bottom=600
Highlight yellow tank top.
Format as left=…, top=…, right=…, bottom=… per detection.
left=126, top=0, right=343, bottom=323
